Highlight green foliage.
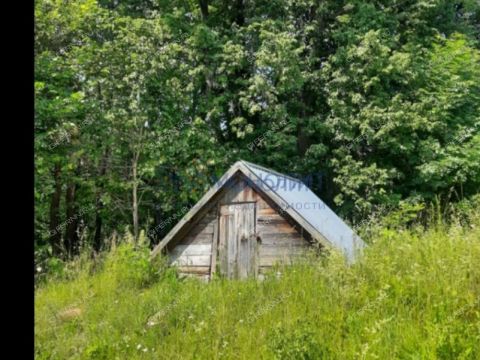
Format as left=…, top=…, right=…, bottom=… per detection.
left=34, top=0, right=480, bottom=258
left=34, top=2, right=480, bottom=357
left=380, top=201, right=426, bottom=229
left=36, top=249, right=97, bottom=285
left=42, top=257, right=66, bottom=280
left=35, top=209, right=480, bottom=359
left=102, top=239, right=165, bottom=289
left=269, top=320, right=329, bottom=359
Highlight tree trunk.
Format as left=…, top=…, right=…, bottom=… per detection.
left=93, top=208, right=103, bottom=253
left=93, top=148, right=110, bottom=253
left=132, top=153, right=140, bottom=242
left=199, top=0, right=208, bottom=20
left=64, top=180, right=79, bottom=257
left=151, top=204, right=164, bottom=244
left=49, top=163, right=63, bottom=257
left=234, top=0, right=245, bottom=26
left=297, top=125, right=311, bottom=156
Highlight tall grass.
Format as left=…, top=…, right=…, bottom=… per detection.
left=35, top=209, right=480, bottom=359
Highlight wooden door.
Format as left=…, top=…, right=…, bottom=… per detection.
left=218, top=202, right=257, bottom=279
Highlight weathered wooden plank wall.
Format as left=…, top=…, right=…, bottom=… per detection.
left=165, top=174, right=311, bottom=279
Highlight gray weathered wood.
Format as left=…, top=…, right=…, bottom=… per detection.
left=259, top=255, right=300, bottom=267
left=219, top=202, right=256, bottom=279
left=236, top=203, right=255, bottom=279
left=176, top=266, right=211, bottom=275
left=227, top=211, right=236, bottom=278
left=170, top=244, right=211, bottom=256
left=210, top=216, right=218, bottom=278
left=259, top=245, right=309, bottom=257
left=181, top=233, right=215, bottom=245
left=260, top=237, right=309, bottom=247
left=170, top=255, right=211, bottom=266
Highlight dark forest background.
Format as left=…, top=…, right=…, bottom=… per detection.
left=35, top=0, right=480, bottom=263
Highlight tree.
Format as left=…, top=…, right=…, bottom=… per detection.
left=34, top=0, right=480, bottom=263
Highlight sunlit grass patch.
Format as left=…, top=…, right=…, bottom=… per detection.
left=35, top=211, right=480, bottom=359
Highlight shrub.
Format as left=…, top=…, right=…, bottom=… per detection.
left=268, top=320, right=331, bottom=359
left=103, top=243, right=162, bottom=289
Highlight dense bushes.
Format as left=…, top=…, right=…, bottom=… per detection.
left=35, top=206, right=480, bottom=359
left=35, top=0, right=480, bottom=262
left=102, top=244, right=162, bottom=289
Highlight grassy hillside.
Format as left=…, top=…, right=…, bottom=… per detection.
left=35, top=212, right=480, bottom=359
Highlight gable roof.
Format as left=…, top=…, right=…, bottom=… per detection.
left=151, top=160, right=365, bottom=260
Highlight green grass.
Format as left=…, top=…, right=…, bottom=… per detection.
left=35, top=216, right=480, bottom=359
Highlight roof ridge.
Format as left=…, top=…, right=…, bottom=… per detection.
left=239, top=160, right=304, bottom=184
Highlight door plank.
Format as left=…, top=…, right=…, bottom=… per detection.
left=210, top=217, right=218, bottom=278
left=219, top=202, right=257, bottom=279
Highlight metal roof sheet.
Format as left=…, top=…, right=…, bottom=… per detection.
left=241, top=161, right=365, bottom=260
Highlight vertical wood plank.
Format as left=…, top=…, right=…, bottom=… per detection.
left=233, top=202, right=256, bottom=279
left=252, top=203, right=258, bottom=278
left=218, top=212, right=227, bottom=277
left=250, top=203, right=257, bottom=278
left=237, top=204, right=247, bottom=278
left=210, top=216, right=218, bottom=279
left=228, top=212, right=236, bottom=278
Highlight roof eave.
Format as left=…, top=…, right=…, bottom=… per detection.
left=150, top=161, right=244, bottom=258
left=238, top=161, right=334, bottom=250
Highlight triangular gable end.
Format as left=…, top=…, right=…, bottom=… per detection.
left=151, top=161, right=364, bottom=260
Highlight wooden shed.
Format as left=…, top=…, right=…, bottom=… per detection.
left=151, top=161, right=364, bottom=280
